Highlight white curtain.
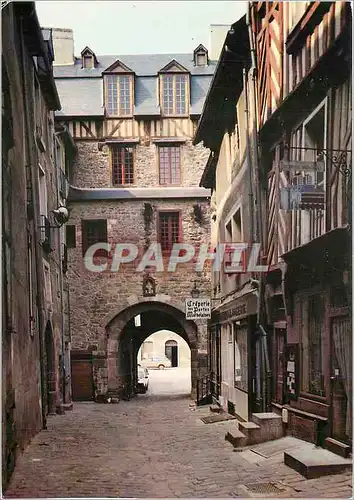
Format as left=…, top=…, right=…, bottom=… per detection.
left=333, top=317, right=352, bottom=438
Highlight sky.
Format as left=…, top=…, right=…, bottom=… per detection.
left=36, top=1, right=247, bottom=56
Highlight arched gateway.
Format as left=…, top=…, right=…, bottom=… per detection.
left=91, top=298, right=208, bottom=400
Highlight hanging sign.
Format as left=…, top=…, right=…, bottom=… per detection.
left=185, top=298, right=211, bottom=320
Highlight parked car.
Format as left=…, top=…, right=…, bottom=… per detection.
left=137, top=365, right=149, bottom=393
left=140, top=356, right=172, bottom=370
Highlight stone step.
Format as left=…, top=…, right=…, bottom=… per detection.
left=225, top=429, right=247, bottom=448
left=251, top=412, right=283, bottom=441
left=209, top=404, right=221, bottom=413
left=238, top=421, right=261, bottom=445
left=284, top=443, right=353, bottom=479
left=324, top=437, right=351, bottom=458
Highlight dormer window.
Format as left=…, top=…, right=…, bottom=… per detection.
left=103, top=60, right=135, bottom=117
left=193, top=44, right=209, bottom=67
left=159, top=60, right=190, bottom=116
left=81, top=46, right=98, bottom=69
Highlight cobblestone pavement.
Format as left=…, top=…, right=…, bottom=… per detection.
left=5, top=390, right=352, bottom=498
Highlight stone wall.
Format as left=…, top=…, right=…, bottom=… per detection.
left=67, top=197, right=211, bottom=352
left=72, top=140, right=209, bottom=189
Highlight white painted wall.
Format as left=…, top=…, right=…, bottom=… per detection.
left=137, top=330, right=191, bottom=368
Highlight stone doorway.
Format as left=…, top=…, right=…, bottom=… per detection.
left=103, top=300, right=205, bottom=400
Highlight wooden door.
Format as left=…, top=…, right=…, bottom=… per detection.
left=71, top=360, right=94, bottom=401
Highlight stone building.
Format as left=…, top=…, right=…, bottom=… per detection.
left=51, top=30, right=217, bottom=400
left=2, top=2, right=76, bottom=488
left=138, top=330, right=191, bottom=368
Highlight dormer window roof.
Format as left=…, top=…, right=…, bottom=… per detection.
left=81, top=46, right=98, bottom=69
left=193, top=44, right=209, bottom=67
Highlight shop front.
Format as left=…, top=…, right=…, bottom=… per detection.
left=210, top=286, right=258, bottom=422
left=281, top=227, right=352, bottom=448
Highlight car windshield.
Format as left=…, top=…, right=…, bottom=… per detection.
left=138, top=368, right=145, bottom=378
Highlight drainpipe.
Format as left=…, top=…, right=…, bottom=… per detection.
left=246, top=4, right=272, bottom=412
left=20, top=14, right=47, bottom=429
left=243, top=67, right=255, bottom=244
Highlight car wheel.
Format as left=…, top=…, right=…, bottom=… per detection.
left=158, top=364, right=165, bottom=370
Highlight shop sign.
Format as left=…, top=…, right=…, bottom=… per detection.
left=185, top=298, right=211, bottom=320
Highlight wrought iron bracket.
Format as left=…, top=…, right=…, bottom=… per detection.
left=287, top=146, right=351, bottom=178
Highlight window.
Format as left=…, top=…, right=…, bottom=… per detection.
left=158, top=145, right=181, bottom=185
left=111, top=146, right=134, bottom=185
left=38, top=165, right=47, bottom=217
left=66, top=225, right=76, bottom=248
left=161, top=74, right=188, bottom=115
left=158, top=212, right=180, bottom=252
left=43, top=260, right=53, bottom=309
left=234, top=323, right=248, bottom=391
left=302, top=102, right=326, bottom=186
left=81, top=219, right=108, bottom=257
left=301, top=294, right=325, bottom=396
left=105, top=75, right=132, bottom=116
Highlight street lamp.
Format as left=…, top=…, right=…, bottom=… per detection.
left=191, top=282, right=200, bottom=298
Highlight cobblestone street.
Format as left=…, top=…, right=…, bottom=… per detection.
left=5, top=370, right=352, bottom=498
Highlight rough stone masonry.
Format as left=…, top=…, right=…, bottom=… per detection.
left=67, top=139, right=212, bottom=399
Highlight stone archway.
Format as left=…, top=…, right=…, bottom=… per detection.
left=103, top=300, right=203, bottom=400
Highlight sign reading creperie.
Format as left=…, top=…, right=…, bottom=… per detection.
left=185, top=298, right=211, bottom=320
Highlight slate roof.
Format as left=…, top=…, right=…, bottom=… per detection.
left=54, top=53, right=216, bottom=78
left=54, top=52, right=216, bottom=118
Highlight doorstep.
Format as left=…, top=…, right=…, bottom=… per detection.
left=284, top=441, right=353, bottom=479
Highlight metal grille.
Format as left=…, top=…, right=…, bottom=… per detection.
left=245, top=482, right=286, bottom=494
left=200, top=413, right=236, bottom=424
left=112, top=146, right=134, bottom=185
left=159, top=146, right=181, bottom=185
left=159, top=212, right=180, bottom=251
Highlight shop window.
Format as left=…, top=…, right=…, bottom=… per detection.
left=234, top=323, right=248, bottom=391
left=300, top=294, right=325, bottom=396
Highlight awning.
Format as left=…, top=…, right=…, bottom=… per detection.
left=211, top=282, right=258, bottom=324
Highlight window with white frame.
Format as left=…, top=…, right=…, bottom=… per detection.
left=105, top=75, right=133, bottom=116
left=38, top=165, right=48, bottom=217
left=160, top=73, right=188, bottom=116
left=234, top=323, right=248, bottom=391
left=302, top=100, right=326, bottom=187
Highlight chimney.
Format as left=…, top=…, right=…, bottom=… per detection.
left=209, top=24, right=230, bottom=61
left=49, top=28, right=75, bottom=66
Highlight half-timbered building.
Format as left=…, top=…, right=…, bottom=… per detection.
left=250, top=1, right=352, bottom=450
left=51, top=30, right=216, bottom=401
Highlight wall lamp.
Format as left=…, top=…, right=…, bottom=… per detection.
left=50, top=205, right=70, bottom=228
